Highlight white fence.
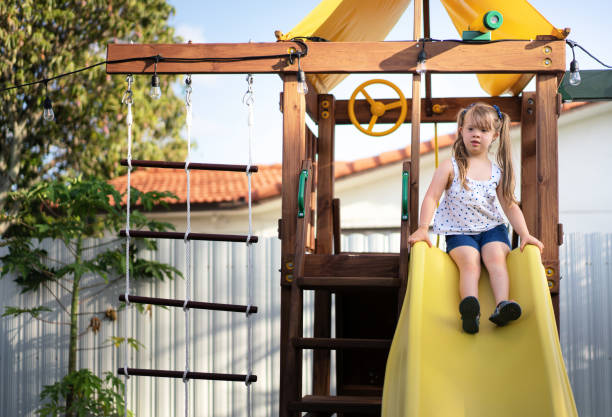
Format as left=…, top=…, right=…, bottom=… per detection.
left=0, top=233, right=610, bottom=417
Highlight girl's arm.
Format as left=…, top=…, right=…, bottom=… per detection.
left=496, top=188, right=544, bottom=252
left=408, top=159, right=453, bottom=247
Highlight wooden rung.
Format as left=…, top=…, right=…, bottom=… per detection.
left=120, top=230, right=258, bottom=243
left=292, top=337, right=391, bottom=350
left=118, top=367, right=257, bottom=382
left=289, top=395, right=381, bottom=414
left=297, top=276, right=399, bottom=290
left=119, top=294, right=257, bottom=314
left=120, top=159, right=258, bottom=172
left=304, top=253, right=400, bottom=278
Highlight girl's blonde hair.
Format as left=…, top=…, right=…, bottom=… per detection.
left=453, top=102, right=517, bottom=204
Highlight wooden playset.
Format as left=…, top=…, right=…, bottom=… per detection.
left=106, top=0, right=573, bottom=415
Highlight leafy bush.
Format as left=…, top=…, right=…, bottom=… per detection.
left=38, top=369, right=132, bottom=417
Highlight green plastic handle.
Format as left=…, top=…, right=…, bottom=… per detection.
left=298, top=169, right=309, bottom=218
left=401, top=171, right=409, bottom=221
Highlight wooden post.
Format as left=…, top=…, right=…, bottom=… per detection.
left=521, top=92, right=537, bottom=237
left=399, top=161, right=412, bottom=311
left=535, top=74, right=561, bottom=329
left=313, top=94, right=335, bottom=399
left=280, top=74, right=306, bottom=417
left=423, top=0, right=432, bottom=118
left=410, top=0, right=423, bottom=233
left=288, top=160, right=313, bottom=417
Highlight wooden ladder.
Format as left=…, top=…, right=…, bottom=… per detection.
left=286, top=160, right=412, bottom=416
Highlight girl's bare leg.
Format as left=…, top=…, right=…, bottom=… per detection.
left=449, top=246, right=482, bottom=299
left=481, top=241, right=511, bottom=305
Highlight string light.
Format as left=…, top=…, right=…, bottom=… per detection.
left=297, top=57, right=308, bottom=95
left=566, top=40, right=581, bottom=86
left=0, top=39, right=309, bottom=113
left=416, top=40, right=427, bottom=75
left=43, top=81, right=55, bottom=122
left=569, top=59, right=581, bottom=86
left=150, top=55, right=162, bottom=99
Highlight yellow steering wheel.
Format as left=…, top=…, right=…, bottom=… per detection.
left=348, top=79, right=407, bottom=137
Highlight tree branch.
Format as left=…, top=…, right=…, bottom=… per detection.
left=80, top=277, right=122, bottom=301
left=81, top=238, right=123, bottom=251
left=43, top=282, right=70, bottom=315
left=77, top=343, right=114, bottom=352
left=33, top=316, right=71, bottom=326
left=76, top=311, right=112, bottom=316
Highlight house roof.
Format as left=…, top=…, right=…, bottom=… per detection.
left=109, top=102, right=590, bottom=208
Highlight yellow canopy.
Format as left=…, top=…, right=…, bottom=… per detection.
left=440, top=0, right=567, bottom=95
left=278, top=0, right=413, bottom=93
left=280, top=0, right=566, bottom=96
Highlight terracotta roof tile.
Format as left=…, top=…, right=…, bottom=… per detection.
left=109, top=102, right=593, bottom=206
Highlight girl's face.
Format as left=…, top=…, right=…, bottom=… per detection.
left=459, top=114, right=499, bottom=156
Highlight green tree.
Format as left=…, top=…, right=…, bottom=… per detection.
left=0, top=0, right=189, bottom=235
left=1, top=177, right=181, bottom=416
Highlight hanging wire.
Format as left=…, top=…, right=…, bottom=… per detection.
left=182, top=73, right=193, bottom=417
left=121, top=74, right=134, bottom=417
left=1, top=39, right=309, bottom=93
left=243, top=73, right=255, bottom=417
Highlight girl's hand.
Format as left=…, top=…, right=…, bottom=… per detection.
left=408, top=227, right=432, bottom=247
left=520, top=234, right=544, bottom=253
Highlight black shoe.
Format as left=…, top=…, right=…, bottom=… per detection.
left=459, top=296, right=480, bottom=334
left=489, top=301, right=522, bottom=326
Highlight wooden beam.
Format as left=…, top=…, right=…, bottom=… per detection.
left=334, top=97, right=522, bottom=124
left=410, top=0, right=423, bottom=233
left=304, top=254, right=399, bottom=278
left=106, top=41, right=566, bottom=74
left=520, top=92, right=537, bottom=237
left=287, top=159, right=312, bottom=417
left=398, top=161, right=411, bottom=312
left=332, top=198, right=341, bottom=254
left=316, top=95, right=335, bottom=256
left=305, top=80, right=319, bottom=122
left=535, top=74, right=561, bottom=329
left=280, top=74, right=306, bottom=417
left=313, top=94, right=335, bottom=399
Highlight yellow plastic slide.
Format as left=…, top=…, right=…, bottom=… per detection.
left=382, top=243, right=578, bottom=417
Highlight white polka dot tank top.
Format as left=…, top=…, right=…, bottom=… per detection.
left=433, top=157, right=506, bottom=235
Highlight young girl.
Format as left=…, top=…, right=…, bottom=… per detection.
left=408, top=102, right=544, bottom=334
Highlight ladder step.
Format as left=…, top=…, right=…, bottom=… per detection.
left=119, top=294, right=257, bottom=314
left=120, top=159, right=258, bottom=172
left=297, top=276, right=399, bottom=290
left=120, top=230, right=258, bottom=243
left=289, top=395, right=381, bottom=414
left=118, top=367, right=256, bottom=383
left=293, top=337, right=391, bottom=350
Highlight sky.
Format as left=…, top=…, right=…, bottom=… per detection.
left=162, top=0, right=612, bottom=166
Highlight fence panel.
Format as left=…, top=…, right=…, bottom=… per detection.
left=0, top=233, right=610, bottom=416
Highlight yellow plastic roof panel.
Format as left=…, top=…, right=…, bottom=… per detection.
left=440, top=0, right=567, bottom=96
left=279, top=0, right=412, bottom=93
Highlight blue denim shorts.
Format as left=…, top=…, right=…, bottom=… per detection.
left=445, top=224, right=511, bottom=253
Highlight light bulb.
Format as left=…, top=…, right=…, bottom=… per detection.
left=416, top=48, right=427, bottom=75
left=43, top=97, right=55, bottom=121
left=150, top=74, right=162, bottom=99
left=416, top=60, right=427, bottom=75
left=569, top=59, right=581, bottom=86
left=297, top=68, right=308, bottom=95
